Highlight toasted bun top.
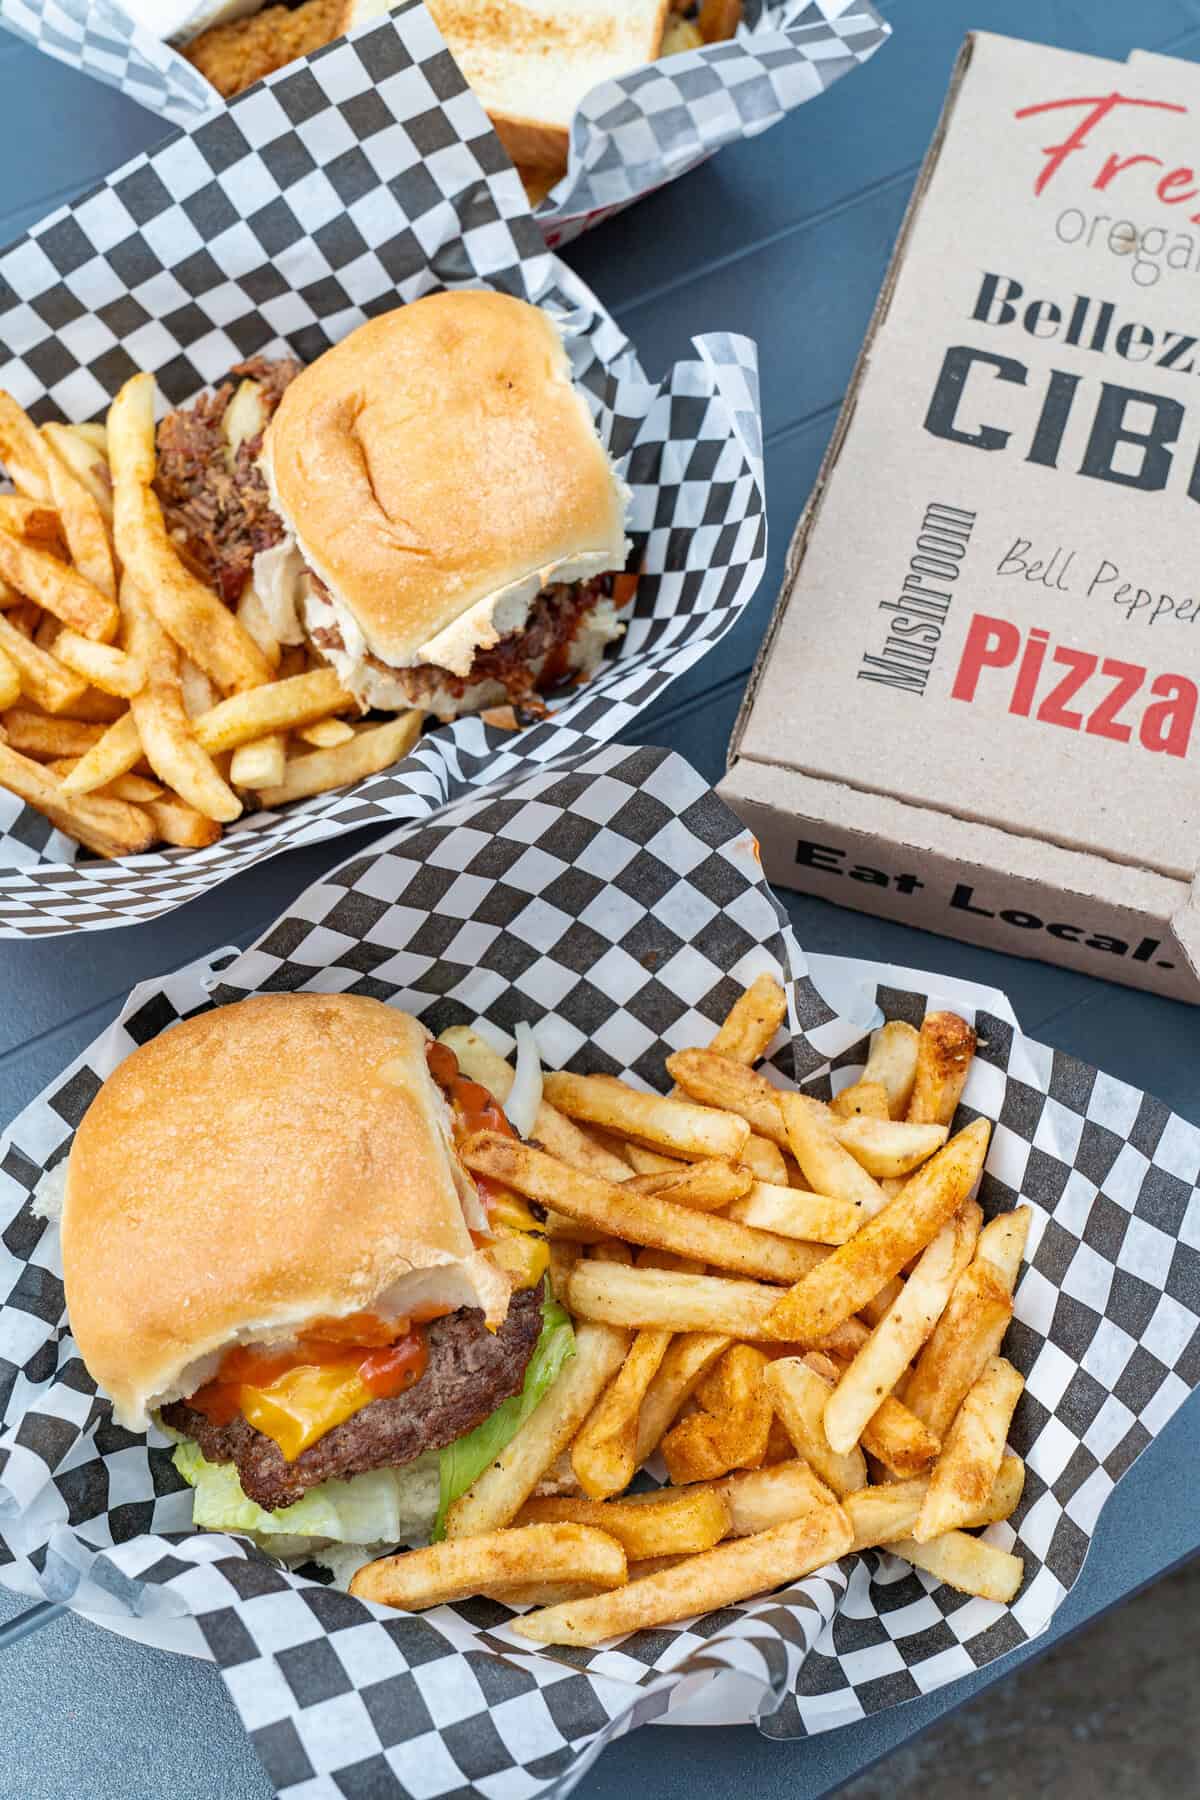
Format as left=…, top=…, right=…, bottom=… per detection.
left=262, top=291, right=629, bottom=671
left=62, top=994, right=507, bottom=1431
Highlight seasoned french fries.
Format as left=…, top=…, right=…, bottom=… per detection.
left=913, top=1355, right=1025, bottom=1542
left=543, top=1070, right=751, bottom=1163
left=907, top=1011, right=978, bottom=1125
left=516, top=1489, right=730, bottom=1559
left=764, top=1357, right=868, bottom=1495
left=822, top=1206, right=978, bottom=1455
left=830, top=1115, right=949, bottom=1178
left=126, top=598, right=242, bottom=825
left=52, top=630, right=143, bottom=698
left=0, top=532, right=117, bottom=642
left=461, top=1133, right=821, bottom=1284
left=40, top=434, right=116, bottom=600
left=257, top=713, right=422, bottom=805
left=0, top=740, right=155, bottom=859
left=340, top=990, right=1034, bottom=1642
left=0, top=709, right=103, bottom=760
left=59, top=710, right=142, bottom=795
left=724, top=1180, right=864, bottom=1245
left=41, top=422, right=113, bottom=525
left=192, top=668, right=352, bottom=753
left=571, top=1325, right=672, bottom=1497
left=350, top=1522, right=627, bottom=1611
left=706, top=972, right=787, bottom=1064
left=229, top=734, right=287, bottom=791
left=861, top=1020, right=921, bottom=1117
left=510, top=1503, right=853, bottom=1647
left=777, top=1092, right=889, bottom=1217
left=634, top=1330, right=732, bottom=1466
left=887, top=1531, right=1023, bottom=1604
left=0, top=392, right=52, bottom=501
left=765, top=1118, right=992, bottom=1343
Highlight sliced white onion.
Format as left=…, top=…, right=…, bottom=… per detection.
left=505, top=1023, right=543, bottom=1139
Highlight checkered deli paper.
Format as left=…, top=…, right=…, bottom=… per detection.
left=0, top=0, right=767, bottom=939
left=0, top=2, right=889, bottom=246
left=1, top=744, right=1198, bottom=1800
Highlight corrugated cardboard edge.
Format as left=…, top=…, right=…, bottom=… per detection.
left=723, top=29, right=1200, bottom=999
left=728, top=33, right=978, bottom=761
left=722, top=756, right=1200, bottom=1002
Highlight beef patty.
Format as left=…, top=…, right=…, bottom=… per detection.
left=162, top=1286, right=544, bottom=1512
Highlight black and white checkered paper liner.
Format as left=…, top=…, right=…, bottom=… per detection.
left=0, top=2, right=889, bottom=246
left=0, top=1, right=766, bottom=938
left=1, top=744, right=1197, bottom=1798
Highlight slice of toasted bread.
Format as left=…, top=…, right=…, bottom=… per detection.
left=422, top=0, right=671, bottom=169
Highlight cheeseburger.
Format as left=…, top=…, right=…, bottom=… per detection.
left=155, top=290, right=632, bottom=722
left=59, top=994, right=572, bottom=1555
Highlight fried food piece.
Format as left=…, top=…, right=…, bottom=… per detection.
left=186, top=0, right=350, bottom=99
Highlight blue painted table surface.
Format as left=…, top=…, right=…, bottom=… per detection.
left=2, top=3, right=1200, bottom=1797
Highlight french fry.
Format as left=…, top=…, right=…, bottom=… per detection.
left=569, top=1260, right=789, bottom=1340
left=126, top=598, right=241, bottom=825
left=0, top=392, right=51, bottom=501
left=0, top=643, right=20, bottom=713
left=845, top=1453, right=1024, bottom=1551
left=109, top=374, right=272, bottom=692
left=58, top=710, right=142, bottom=794
left=41, top=423, right=112, bottom=526
left=0, top=497, right=61, bottom=543
left=516, top=1489, right=730, bottom=1559
left=822, top=1208, right=976, bottom=1455
left=975, top=1205, right=1032, bottom=1292
left=571, top=1326, right=673, bottom=1497
left=0, top=741, right=155, bottom=858
left=707, top=972, right=787, bottom=1064
left=40, top=434, right=116, bottom=600
left=624, top=1144, right=684, bottom=1176
left=831, top=1115, right=949, bottom=1178
left=0, top=709, right=104, bottom=759
left=147, top=793, right=223, bottom=849
left=740, top=1133, right=789, bottom=1184
left=256, top=713, right=422, bottom=805
left=230, top=734, right=286, bottom=790
left=764, top=1357, right=867, bottom=1495
left=543, top=1071, right=751, bottom=1164
left=724, top=1180, right=863, bottom=1245
left=623, top=1160, right=752, bottom=1211
left=904, top=1246, right=1018, bottom=1440
left=60, top=687, right=125, bottom=724
left=859, top=1394, right=942, bottom=1479
left=830, top=1080, right=891, bottom=1121
left=236, top=585, right=282, bottom=669
left=712, top=1459, right=837, bottom=1535
left=634, top=1331, right=731, bottom=1465
left=0, top=533, right=117, bottom=642
left=179, top=658, right=216, bottom=719
left=777, top=1092, right=889, bottom=1219
left=661, top=1343, right=772, bottom=1482
left=349, top=1523, right=627, bottom=1612
left=461, top=1132, right=821, bottom=1284
left=913, top=1356, right=1025, bottom=1542
left=445, top=1320, right=629, bottom=1538
left=665, top=1047, right=791, bottom=1147
left=861, top=1020, right=921, bottom=1117
left=52, top=630, right=143, bottom=698
left=765, top=1118, right=991, bottom=1343
left=907, top=1012, right=977, bottom=1125
left=296, top=717, right=354, bottom=748
left=511, top=1502, right=853, bottom=1648
left=191, top=669, right=352, bottom=753
left=48, top=763, right=161, bottom=805
left=888, top=1532, right=1023, bottom=1604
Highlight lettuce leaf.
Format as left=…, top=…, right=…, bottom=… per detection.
left=434, top=1294, right=575, bottom=1539
left=172, top=1440, right=440, bottom=1549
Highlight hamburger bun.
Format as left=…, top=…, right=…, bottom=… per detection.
left=260, top=290, right=629, bottom=682
left=62, top=993, right=509, bottom=1431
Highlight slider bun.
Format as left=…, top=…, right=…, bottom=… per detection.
left=62, top=994, right=508, bottom=1430
left=262, top=290, right=628, bottom=671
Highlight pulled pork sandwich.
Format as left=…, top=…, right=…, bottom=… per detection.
left=60, top=993, right=572, bottom=1556
left=155, top=290, right=632, bottom=723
